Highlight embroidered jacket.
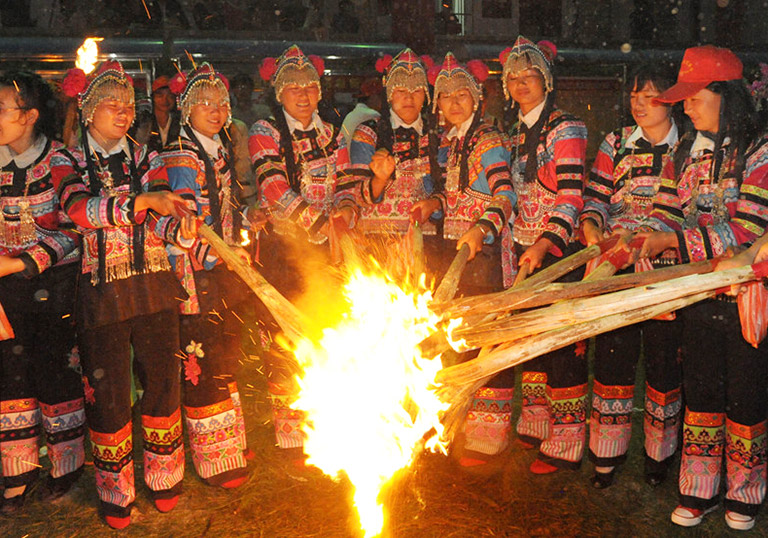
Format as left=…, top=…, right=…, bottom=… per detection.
left=641, top=133, right=768, bottom=263
left=163, top=130, right=252, bottom=314
left=0, top=138, right=79, bottom=276
left=248, top=116, right=356, bottom=242
left=436, top=121, right=517, bottom=286
left=509, top=108, right=587, bottom=253
left=348, top=116, right=439, bottom=235
left=51, top=140, right=183, bottom=284
left=582, top=125, right=676, bottom=232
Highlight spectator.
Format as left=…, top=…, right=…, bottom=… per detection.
left=230, top=73, right=270, bottom=129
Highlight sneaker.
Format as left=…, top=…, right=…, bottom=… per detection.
left=725, top=511, right=755, bottom=531
left=671, top=505, right=718, bottom=527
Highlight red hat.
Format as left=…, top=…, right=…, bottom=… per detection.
left=152, top=75, right=171, bottom=93
left=655, top=45, right=743, bottom=103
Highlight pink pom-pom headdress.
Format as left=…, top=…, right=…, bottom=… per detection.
left=380, top=48, right=430, bottom=103
left=266, top=45, right=323, bottom=102
left=431, top=52, right=485, bottom=112
left=175, top=62, right=232, bottom=128
left=66, top=60, right=135, bottom=125
left=501, top=35, right=557, bottom=100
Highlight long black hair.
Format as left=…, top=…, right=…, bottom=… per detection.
left=267, top=91, right=303, bottom=192
left=0, top=70, right=59, bottom=141
left=505, top=89, right=556, bottom=184
left=375, top=91, right=443, bottom=193
left=629, top=61, right=684, bottom=131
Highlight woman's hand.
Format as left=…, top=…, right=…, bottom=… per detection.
left=632, top=231, right=677, bottom=261
left=136, top=191, right=191, bottom=219
left=410, top=198, right=442, bottom=224
left=0, top=255, right=25, bottom=278
left=369, top=149, right=396, bottom=199
left=581, top=219, right=604, bottom=246
left=457, top=225, right=485, bottom=261
left=519, top=237, right=553, bottom=272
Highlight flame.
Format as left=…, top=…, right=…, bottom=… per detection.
left=75, top=37, right=103, bottom=75
left=293, top=267, right=448, bottom=536
left=240, top=229, right=251, bottom=246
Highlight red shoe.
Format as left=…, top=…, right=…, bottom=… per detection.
left=243, top=448, right=256, bottom=462
left=221, top=475, right=248, bottom=489
left=530, top=459, right=559, bottom=474
left=154, top=495, right=180, bottom=513
left=516, top=438, right=535, bottom=450
left=671, top=505, right=718, bottom=527
left=458, top=456, right=488, bottom=467
left=104, top=514, right=131, bottom=530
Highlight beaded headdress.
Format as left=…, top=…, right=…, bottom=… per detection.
left=376, top=48, right=431, bottom=102
left=259, top=45, right=324, bottom=103
left=62, top=61, right=134, bottom=125
left=500, top=36, right=557, bottom=100
left=169, top=62, right=231, bottom=127
left=429, top=53, right=489, bottom=112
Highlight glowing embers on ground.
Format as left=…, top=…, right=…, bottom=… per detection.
left=292, top=267, right=449, bottom=537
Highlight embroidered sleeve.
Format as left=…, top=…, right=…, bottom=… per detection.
left=348, top=121, right=380, bottom=205
left=581, top=131, right=619, bottom=230
left=333, top=130, right=359, bottom=214
left=248, top=120, right=327, bottom=236
left=18, top=205, right=79, bottom=277
left=51, top=149, right=139, bottom=229
left=472, top=129, right=516, bottom=239
left=541, top=117, right=587, bottom=254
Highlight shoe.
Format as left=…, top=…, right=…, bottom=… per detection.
left=516, top=438, right=535, bottom=450
left=590, top=467, right=615, bottom=489
left=154, top=495, right=180, bottom=513
left=670, top=505, right=718, bottom=527
left=39, top=467, right=84, bottom=502
left=104, top=514, right=131, bottom=530
left=458, top=456, right=488, bottom=467
left=530, top=459, right=559, bottom=475
left=243, top=448, right=256, bottom=462
left=725, top=511, right=756, bottom=531
left=206, top=467, right=248, bottom=489
left=0, top=493, right=26, bottom=515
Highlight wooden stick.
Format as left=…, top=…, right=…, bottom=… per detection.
left=512, top=260, right=531, bottom=287
left=438, top=259, right=717, bottom=318
left=198, top=224, right=313, bottom=345
left=450, top=261, right=764, bottom=351
left=410, top=221, right=425, bottom=285
left=433, top=243, right=471, bottom=304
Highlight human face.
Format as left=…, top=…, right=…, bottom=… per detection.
left=152, top=87, right=175, bottom=115
left=506, top=68, right=546, bottom=114
left=389, top=87, right=425, bottom=125
left=280, top=83, right=320, bottom=128
left=437, top=88, right=475, bottom=128
left=0, top=86, right=37, bottom=154
left=630, top=81, right=671, bottom=134
left=89, top=98, right=135, bottom=149
left=684, top=88, right=721, bottom=133
left=189, top=89, right=229, bottom=139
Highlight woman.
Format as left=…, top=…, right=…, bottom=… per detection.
left=163, top=63, right=255, bottom=489
left=348, top=48, right=442, bottom=253
left=502, top=36, right=588, bottom=474
left=581, top=64, right=683, bottom=488
left=0, top=71, right=84, bottom=512
left=249, top=45, right=356, bottom=450
left=52, top=61, right=191, bottom=529
left=431, top=52, right=517, bottom=464
left=637, top=45, right=768, bottom=531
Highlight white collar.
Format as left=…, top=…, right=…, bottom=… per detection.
left=519, top=100, right=546, bottom=129
left=447, top=115, right=474, bottom=141
left=0, top=135, right=47, bottom=169
left=283, top=109, right=324, bottom=134
left=390, top=110, right=423, bottom=136
left=185, top=126, right=222, bottom=158
left=691, top=131, right=731, bottom=154
left=87, top=131, right=130, bottom=157
left=625, top=122, right=679, bottom=149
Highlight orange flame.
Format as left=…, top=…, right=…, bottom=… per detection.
left=75, top=37, right=103, bottom=75
left=293, top=267, right=447, bottom=536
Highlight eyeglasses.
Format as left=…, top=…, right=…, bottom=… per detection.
left=193, top=100, right=228, bottom=110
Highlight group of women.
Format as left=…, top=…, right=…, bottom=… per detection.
left=0, top=37, right=767, bottom=532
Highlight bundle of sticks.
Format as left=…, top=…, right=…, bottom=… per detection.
left=426, top=238, right=768, bottom=439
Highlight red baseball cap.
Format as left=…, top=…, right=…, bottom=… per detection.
left=654, top=45, right=743, bottom=103
left=152, top=75, right=171, bottom=93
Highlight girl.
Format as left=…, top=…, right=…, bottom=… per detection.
left=52, top=61, right=191, bottom=529
left=0, top=71, right=84, bottom=512
left=501, top=36, right=588, bottom=474
left=430, top=52, right=516, bottom=464
left=249, top=45, right=356, bottom=451
left=163, top=63, right=255, bottom=489
left=581, top=63, right=683, bottom=488
left=637, top=45, right=768, bottom=531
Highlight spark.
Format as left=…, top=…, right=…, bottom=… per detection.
left=139, top=59, right=143, bottom=72
left=231, top=310, right=244, bottom=325
left=174, top=61, right=183, bottom=75
left=125, top=132, right=140, bottom=146
left=61, top=314, right=71, bottom=319
left=185, top=50, right=197, bottom=70
left=140, top=0, right=151, bottom=19
left=12, top=80, right=19, bottom=93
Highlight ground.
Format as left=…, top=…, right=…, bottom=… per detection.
left=3, top=354, right=764, bottom=538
